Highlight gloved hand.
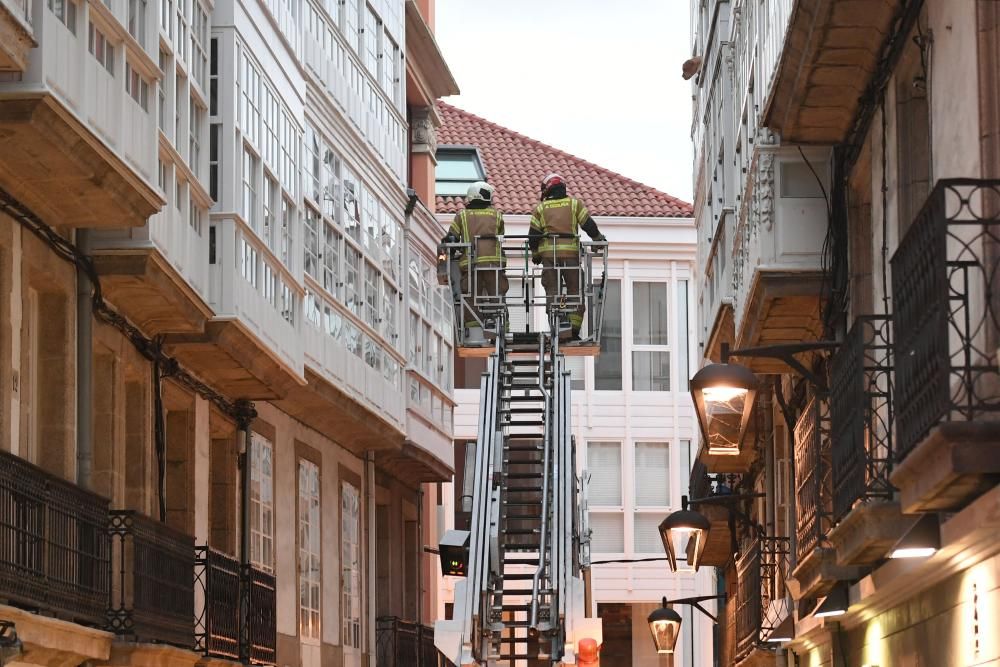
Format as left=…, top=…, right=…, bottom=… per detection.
left=593, top=233, right=607, bottom=242
left=531, top=254, right=542, bottom=265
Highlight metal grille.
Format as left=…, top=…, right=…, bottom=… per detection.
left=195, top=548, right=276, bottom=665
left=376, top=617, right=455, bottom=667
left=247, top=563, right=277, bottom=665
left=735, top=537, right=791, bottom=662
left=107, top=510, right=195, bottom=647
left=195, top=547, right=240, bottom=660
left=794, top=395, right=832, bottom=563
left=892, top=179, right=1000, bottom=460
left=0, top=450, right=110, bottom=626
left=831, top=315, right=894, bottom=521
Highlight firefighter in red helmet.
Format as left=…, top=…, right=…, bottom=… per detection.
left=529, top=173, right=606, bottom=340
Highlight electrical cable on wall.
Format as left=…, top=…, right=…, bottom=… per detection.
left=0, top=185, right=253, bottom=520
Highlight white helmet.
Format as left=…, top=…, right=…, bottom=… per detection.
left=466, top=181, right=494, bottom=205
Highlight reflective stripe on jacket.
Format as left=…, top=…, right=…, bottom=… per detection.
left=450, top=208, right=505, bottom=267
left=530, top=197, right=590, bottom=258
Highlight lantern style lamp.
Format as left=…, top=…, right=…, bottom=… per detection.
left=659, top=497, right=711, bottom=573
left=647, top=597, right=683, bottom=654
left=690, top=362, right=759, bottom=455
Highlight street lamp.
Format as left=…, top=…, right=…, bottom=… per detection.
left=658, top=496, right=710, bottom=572
left=647, top=595, right=725, bottom=654
left=647, top=597, right=683, bottom=654
left=690, top=361, right=758, bottom=455
left=690, top=341, right=840, bottom=456
left=660, top=492, right=765, bottom=573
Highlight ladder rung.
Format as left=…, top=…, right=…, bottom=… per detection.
left=503, top=573, right=538, bottom=580
left=504, top=528, right=538, bottom=535
left=502, top=407, right=546, bottom=414
left=503, top=472, right=543, bottom=479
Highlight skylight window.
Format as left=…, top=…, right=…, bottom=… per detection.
left=435, top=147, right=486, bottom=197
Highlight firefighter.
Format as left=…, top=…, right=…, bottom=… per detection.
left=529, top=173, right=606, bottom=340
left=441, top=181, right=508, bottom=343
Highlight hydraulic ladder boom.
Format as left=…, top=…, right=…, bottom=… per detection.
left=435, top=237, right=606, bottom=665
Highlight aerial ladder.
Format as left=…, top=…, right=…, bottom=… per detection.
left=434, top=235, right=607, bottom=666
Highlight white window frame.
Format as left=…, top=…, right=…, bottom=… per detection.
left=342, top=481, right=362, bottom=649
left=250, top=432, right=274, bottom=573
left=586, top=441, right=624, bottom=555
left=630, top=280, right=671, bottom=392
left=633, top=441, right=671, bottom=554
left=298, top=459, right=321, bottom=642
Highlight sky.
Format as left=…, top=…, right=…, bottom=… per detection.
left=434, top=0, right=694, bottom=203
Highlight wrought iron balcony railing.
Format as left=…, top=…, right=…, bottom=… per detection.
left=195, top=547, right=277, bottom=666
left=892, top=179, right=1000, bottom=460
left=735, top=536, right=791, bottom=662
left=0, top=449, right=110, bottom=626
left=831, top=315, right=894, bottom=521
left=376, top=617, right=455, bottom=667
left=794, top=394, right=832, bottom=563
left=107, top=510, right=195, bottom=648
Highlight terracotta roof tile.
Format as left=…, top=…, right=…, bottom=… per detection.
left=434, top=102, right=693, bottom=218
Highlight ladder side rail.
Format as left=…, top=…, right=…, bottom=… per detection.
left=529, top=333, right=554, bottom=629
left=556, top=355, right=574, bottom=635
left=460, top=336, right=503, bottom=659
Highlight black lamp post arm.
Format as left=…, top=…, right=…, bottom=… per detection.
left=664, top=594, right=726, bottom=623
left=721, top=341, right=839, bottom=391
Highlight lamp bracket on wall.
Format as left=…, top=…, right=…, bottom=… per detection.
left=721, top=341, right=839, bottom=391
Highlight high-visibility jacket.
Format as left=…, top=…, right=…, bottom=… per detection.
left=530, top=196, right=590, bottom=259
left=449, top=207, right=505, bottom=267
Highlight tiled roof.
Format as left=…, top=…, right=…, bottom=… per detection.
left=435, top=102, right=693, bottom=218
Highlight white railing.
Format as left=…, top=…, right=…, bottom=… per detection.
left=3, top=0, right=32, bottom=27
left=149, top=202, right=211, bottom=297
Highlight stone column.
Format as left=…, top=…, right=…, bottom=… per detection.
left=410, top=106, right=438, bottom=210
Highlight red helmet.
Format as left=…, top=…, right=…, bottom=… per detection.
left=540, top=173, right=566, bottom=199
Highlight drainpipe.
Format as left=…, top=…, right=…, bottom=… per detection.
left=366, top=450, right=376, bottom=667
left=417, top=485, right=423, bottom=627
left=76, top=230, right=93, bottom=489
left=234, top=399, right=257, bottom=665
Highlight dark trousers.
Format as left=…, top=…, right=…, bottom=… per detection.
left=460, top=264, right=509, bottom=328
left=541, top=257, right=584, bottom=335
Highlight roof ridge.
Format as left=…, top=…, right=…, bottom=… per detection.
left=437, top=102, right=692, bottom=210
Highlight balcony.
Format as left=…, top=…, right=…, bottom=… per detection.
left=763, top=0, right=902, bottom=144
left=376, top=617, right=453, bottom=667
left=0, top=0, right=34, bottom=71
left=107, top=510, right=195, bottom=648
left=731, top=147, right=829, bottom=372
left=827, top=316, right=910, bottom=566
left=735, top=537, right=791, bottom=666
left=0, top=450, right=110, bottom=627
left=195, top=548, right=277, bottom=666
left=789, top=395, right=859, bottom=599
left=168, top=219, right=305, bottom=400
left=90, top=189, right=214, bottom=336
left=889, top=179, right=1000, bottom=513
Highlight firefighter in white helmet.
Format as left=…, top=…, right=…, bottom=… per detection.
left=441, top=181, right=508, bottom=343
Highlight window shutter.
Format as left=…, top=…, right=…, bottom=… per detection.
left=635, top=442, right=669, bottom=506
left=589, top=513, right=624, bottom=553
left=587, top=442, right=622, bottom=506
left=633, top=514, right=664, bottom=553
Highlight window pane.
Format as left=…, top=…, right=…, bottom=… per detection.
left=587, top=442, right=621, bottom=506
left=595, top=280, right=622, bottom=390
left=436, top=151, right=483, bottom=180
left=635, top=442, right=669, bottom=506
left=634, top=514, right=665, bottom=553
left=633, top=282, right=668, bottom=345
left=589, top=513, right=624, bottom=553
left=436, top=180, right=474, bottom=197
left=632, top=351, right=670, bottom=391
